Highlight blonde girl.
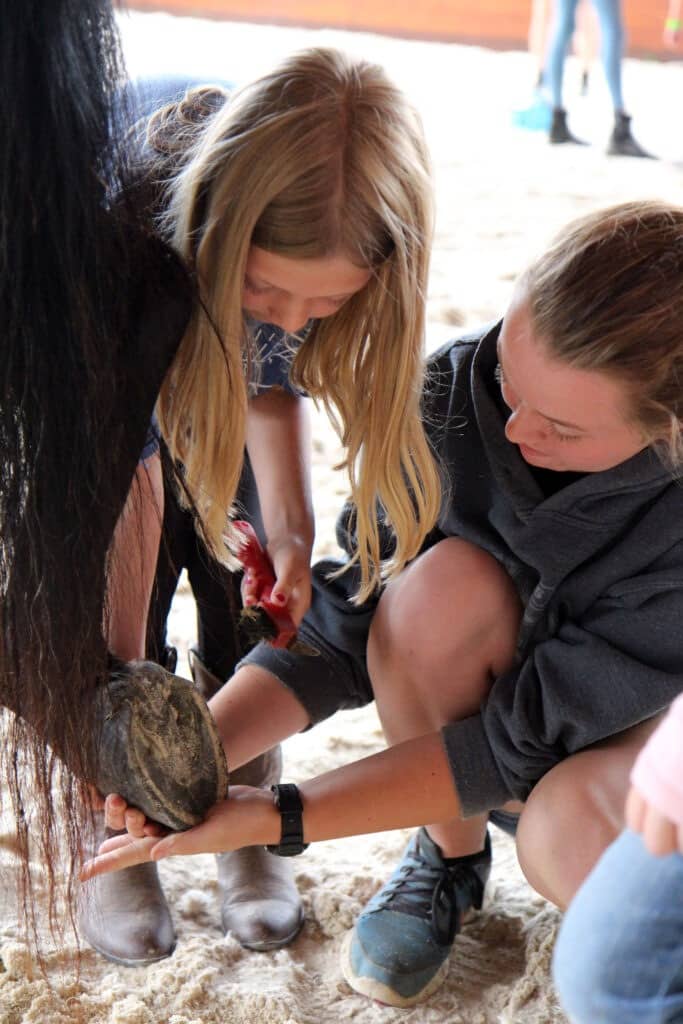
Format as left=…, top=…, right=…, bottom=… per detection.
left=84, top=48, right=442, bottom=967
left=151, top=47, right=441, bottom=603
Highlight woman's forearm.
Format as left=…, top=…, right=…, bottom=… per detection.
left=297, top=732, right=462, bottom=842
left=82, top=731, right=464, bottom=876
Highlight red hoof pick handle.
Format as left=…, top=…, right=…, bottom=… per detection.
left=232, top=520, right=298, bottom=649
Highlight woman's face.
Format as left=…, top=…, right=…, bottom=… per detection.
left=242, top=245, right=372, bottom=334
left=497, top=289, right=648, bottom=473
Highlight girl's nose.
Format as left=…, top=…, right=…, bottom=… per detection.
left=267, top=298, right=309, bottom=334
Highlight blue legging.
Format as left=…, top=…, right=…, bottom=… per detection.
left=545, top=0, right=625, bottom=111
left=553, top=831, right=683, bottom=1024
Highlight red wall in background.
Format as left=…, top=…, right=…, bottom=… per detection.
left=128, top=0, right=676, bottom=59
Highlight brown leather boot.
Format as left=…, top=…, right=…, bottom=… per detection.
left=79, top=815, right=175, bottom=965
left=189, top=650, right=304, bottom=950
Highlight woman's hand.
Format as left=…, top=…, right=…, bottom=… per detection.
left=81, top=786, right=279, bottom=880
left=664, top=21, right=681, bottom=47
left=625, top=784, right=683, bottom=856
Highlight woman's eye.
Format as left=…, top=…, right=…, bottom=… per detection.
left=495, top=364, right=514, bottom=403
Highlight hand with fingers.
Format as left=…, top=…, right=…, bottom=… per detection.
left=625, top=785, right=683, bottom=857
left=234, top=520, right=312, bottom=647
left=627, top=695, right=683, bottom=857
left=80, top=786, right=278, bottom=881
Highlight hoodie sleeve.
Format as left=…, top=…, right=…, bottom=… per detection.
left=442, top=565, right=683, bottom=815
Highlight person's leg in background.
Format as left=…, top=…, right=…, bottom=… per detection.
left=512, top=0, right=554, bottom=132
left=553, top=829, right=683, bottom=1024
left=575, top=0, right=599, bottom=94
left=544, top=0, right=588, bottom=143
left=591, top=0, right=654, bottom=156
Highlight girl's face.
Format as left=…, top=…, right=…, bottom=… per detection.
left=242, top=246, right=372, bottom=334
left=497, top=290, right=648, bottom=473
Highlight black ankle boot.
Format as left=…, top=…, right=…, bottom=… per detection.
left=607, top=112, right=654, bottom=158
left=549, top=108, right=587, bottom=146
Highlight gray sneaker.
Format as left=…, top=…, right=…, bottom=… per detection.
left=341, top=828, right=491, bottom=1007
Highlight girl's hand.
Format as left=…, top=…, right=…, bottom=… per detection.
left=104, top=793, right=167, bottom=839
left=264, top=533, right=312, bottom=625
left=664, top=22, right=681, bottom=48
left=625, top=784, right=683, bottom=856
left=82, top=786, right=278, bottom=880
left=238, top=524, right=312, bottom=627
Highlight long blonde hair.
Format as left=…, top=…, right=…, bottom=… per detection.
left=149, top=48, right=441, bottom=599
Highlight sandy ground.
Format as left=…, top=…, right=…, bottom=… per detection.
left=1, top=12, right=682, bottom=1024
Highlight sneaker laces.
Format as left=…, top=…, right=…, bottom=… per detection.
left=370, top=840, right=485, bottom=945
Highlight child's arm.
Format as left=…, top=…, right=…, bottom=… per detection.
left=626, top=695, right=683, bottom=855
left=664, top=0, right=682, bottom=46
left=106, top=451, right=164, bottom=660
left=80, top=731, right=460, bottom=877
left=244, top=388, right=314, bottom=625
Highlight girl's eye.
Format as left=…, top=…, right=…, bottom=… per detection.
left=244, top=277, right=269, bottom=296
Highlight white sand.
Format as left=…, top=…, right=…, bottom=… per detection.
left=1, top=13, right=681, bottom=1023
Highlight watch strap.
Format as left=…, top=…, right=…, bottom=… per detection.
left=266, top=783, right=309, bottom=857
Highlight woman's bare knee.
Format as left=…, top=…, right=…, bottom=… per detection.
left=368, top=538, right=520, bottom=725
left=370, top=538, right=519, bottom=669
left=517, top=719, right=662, bottom=907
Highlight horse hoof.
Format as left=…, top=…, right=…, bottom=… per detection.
left=95, top=659, right=229, bottom=831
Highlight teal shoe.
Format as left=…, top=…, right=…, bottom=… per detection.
left=341, top=829, right=491, bottom=1007
left=512, top=91, right=552, bottom=132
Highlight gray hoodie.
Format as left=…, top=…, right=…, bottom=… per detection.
left=244, top=324, right=683, bottom=814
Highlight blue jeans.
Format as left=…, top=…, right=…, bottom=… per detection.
left=545, top=0, right=625, bottom=111
left=553, top=830, right=683, bottom=1024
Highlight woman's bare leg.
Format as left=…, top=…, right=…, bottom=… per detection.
left=368, top=538, right=520, bottom=856
left=517, top=715, right=662, bottom=908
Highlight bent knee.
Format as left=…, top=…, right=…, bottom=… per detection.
left=370, top=538, right=519, bottom=656
left=553, top=830, right=680, bottom=1024
left=517, top=747, right=635, bottom=905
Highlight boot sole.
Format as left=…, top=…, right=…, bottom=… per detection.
left=84, top=934, right=177, bottom=967
left=233, top=906, right=305, bottom=951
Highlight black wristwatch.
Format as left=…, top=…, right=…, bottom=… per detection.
left=266, top=783, right=309, bottom=857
